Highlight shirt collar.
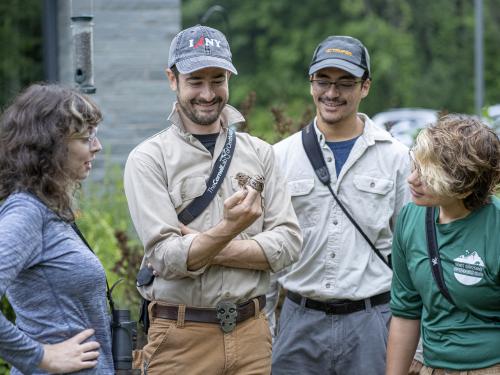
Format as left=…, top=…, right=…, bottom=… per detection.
left=313, top=113, right=393, bottom=147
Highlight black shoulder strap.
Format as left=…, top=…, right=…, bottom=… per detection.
left=71, top=223, right=118, bottom=313
left=177, top=128, right=236, bottom=225
left=301, top=122, right=331, bottom=185
left=301, top=122, right=391, bottom=269
left=425, top=207, right=500, bottom=322
left=425, top=207, right=454, bottom=304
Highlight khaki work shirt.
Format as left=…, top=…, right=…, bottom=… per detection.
left=124, top=104, right=302, bottom=307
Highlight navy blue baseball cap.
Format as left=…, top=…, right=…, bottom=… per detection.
left=309, top=36, right=371, bottom=78
left=168, top=25, right=237, bottom=75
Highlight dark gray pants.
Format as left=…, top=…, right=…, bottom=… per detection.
left=272, top=296, right=391, bottom=375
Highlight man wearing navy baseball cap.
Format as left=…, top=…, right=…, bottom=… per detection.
left=124, top=25, right=301, bottom=374
left=269, top=35, right=410, bottom=374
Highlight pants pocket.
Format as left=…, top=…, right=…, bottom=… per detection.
left=142, top=319, right=174, bottom=374
left=375, top=303, right=392, bottom=332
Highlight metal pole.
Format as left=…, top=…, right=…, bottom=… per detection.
left=42, top=0, right=59, bottom=82
left=474, top=0, right=484, bottom=116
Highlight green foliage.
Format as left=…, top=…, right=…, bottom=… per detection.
left=183, top=0, right=500, bottom=141
left=0, top=298, right=13, bottom=373
left=77, top=163, right=143, bottom=317
left=0, top=0, right=42, bottom=109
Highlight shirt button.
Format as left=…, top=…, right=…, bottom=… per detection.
left=325, top=283, right=331, bottom=288
left=370, top=182, right=375, bottom=187
left=327, top=157, right=333, bottom=162
left=333, top=219, right=338, bottom=225
left=331, top=252, right=336, bottom=258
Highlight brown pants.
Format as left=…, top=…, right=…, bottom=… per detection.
left=133, top=305, right=272, bottom=375
left=420, top=364, right=500, bottom=375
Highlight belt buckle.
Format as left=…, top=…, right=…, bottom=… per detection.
left=216, top=301, right=238, bottom=333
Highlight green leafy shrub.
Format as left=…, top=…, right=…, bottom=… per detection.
left=0, top=297, right=14, bottom=373
left=77, top=163, right=143, bottom=317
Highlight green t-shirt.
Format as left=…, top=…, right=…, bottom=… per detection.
left=390, top=197, right=500, bottom=370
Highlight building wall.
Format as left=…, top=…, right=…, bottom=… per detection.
left=58, top=0, right=180, bottom=181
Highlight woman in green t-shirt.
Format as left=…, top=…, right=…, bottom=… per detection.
left=386, top=114, right=500, bottom=375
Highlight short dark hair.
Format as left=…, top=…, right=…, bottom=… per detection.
left=170, top=65, right=180, bottom=80
left=0, top=83, right=102, bottom=220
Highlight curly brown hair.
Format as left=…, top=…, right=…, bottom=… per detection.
left=414, top=114, right=500, bottom=211
left=0, top=83, right=102, bottom=220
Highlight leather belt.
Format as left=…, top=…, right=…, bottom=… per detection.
left=152, top=295, right=266, bottom=324
left=287, top=291, right=390, bottom=315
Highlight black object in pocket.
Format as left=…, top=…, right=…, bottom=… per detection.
left=136, top=266, right=155, bottom=287
left=136, top=267, right=154, bottom=334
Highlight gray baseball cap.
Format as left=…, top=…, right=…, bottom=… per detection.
left=309, top=36, right=371, bottom=78
left=168, top=25, right=238, bottom=75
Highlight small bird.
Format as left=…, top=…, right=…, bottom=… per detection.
left=235, top=172, right=251, bottom=189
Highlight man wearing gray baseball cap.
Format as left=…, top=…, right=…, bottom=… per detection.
left=269, top=35, right=410, bottom=374
left=124, top=25, right=301, bottom=374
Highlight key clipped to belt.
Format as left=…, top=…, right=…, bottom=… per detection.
left=216, top=301, right=238, bottom=333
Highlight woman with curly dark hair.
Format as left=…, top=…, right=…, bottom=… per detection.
left=0, top=83, right=113, bottom=374
left=386, top=114, right=500, bottom=375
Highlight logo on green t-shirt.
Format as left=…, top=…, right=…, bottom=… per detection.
left=453, top=250, right=485, bottom=286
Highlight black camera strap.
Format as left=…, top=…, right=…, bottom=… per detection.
left=177, top=127, right=236, bottom=225
left=425, top=207, right=454, bottom=304
left=71, top=223, right=118, bottom=313
left=425, top=206, right=499, bottom=323
left=301, top=122, right=391, bottom=269
left=72, top=223, right=137, bottom=370
left=137, top=128, right=237, bottom=333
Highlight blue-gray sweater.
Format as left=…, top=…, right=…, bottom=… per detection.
left=0, top=193, right=113, bottom=374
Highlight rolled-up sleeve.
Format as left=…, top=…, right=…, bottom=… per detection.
left=251, top=144, right=302, bottom=273
left=124, top=149, right=208, bottom=278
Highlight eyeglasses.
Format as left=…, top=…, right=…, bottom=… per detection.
left=310, top=78, right=363, bottom=93
left=67, top=127, right=99, bottom=146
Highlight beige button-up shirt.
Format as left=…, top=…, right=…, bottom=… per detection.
left=274, top=115, right=410, bottom=301
left=124, top=104, right=302, bottom=307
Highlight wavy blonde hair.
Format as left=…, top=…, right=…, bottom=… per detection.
left=413, top=114, right=500, bottom=210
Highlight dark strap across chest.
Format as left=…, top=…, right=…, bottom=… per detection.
left=177, top=128, right=236, bottom=225
left=301, top=122, right=391, bottom=269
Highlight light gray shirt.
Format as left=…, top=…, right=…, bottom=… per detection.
left=273, top=114, right=410, bottom=301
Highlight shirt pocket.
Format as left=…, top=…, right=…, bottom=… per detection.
left=288, top=178, right=319, bottom=229
left=352, top=174, right=394, bottom=227
left=353, top=174, right=394, bottom=195
left=170, top=176, right=207, bottom=209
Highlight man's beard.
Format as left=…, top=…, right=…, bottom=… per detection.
left=177, top=96, right=226, bottom=126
